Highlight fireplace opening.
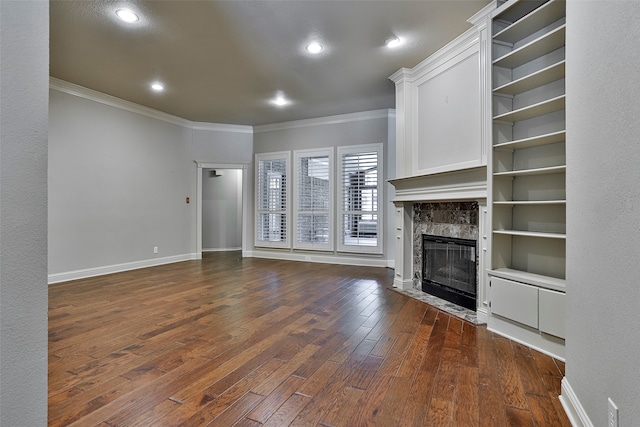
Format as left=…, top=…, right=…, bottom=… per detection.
left=422, top=234, right=477, bottom=310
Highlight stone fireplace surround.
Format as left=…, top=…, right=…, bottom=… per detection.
left=389, top=167, right=489, bottom=324
left=412, top=202, right=479, bottom=289
left=403, top=202, right=481, bottom=323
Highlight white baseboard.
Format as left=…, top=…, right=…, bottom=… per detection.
left=393, top=277, right=413, bottom=290
left=560, top=378, right=593, bottom=427
left=246, top=250, right=390, bottom=268
left=48, top=253, right=197, bottom=285
left=476, top=306, right=488, bottom=324
left=202, top=247, right=242, bottom=252
left=487, top=313, right=565, bottom=361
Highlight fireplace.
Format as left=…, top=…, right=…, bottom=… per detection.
left=390, top=174, right=486, bottom=321
left=422, top=234, right=477, bottom=310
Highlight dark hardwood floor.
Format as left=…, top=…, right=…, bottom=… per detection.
left=48, top=251, right=570, bottom=426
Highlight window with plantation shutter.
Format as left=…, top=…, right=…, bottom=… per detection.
left=337, top=144, right=383, bottom=253
left=255, top=152, right=290, bottom=248
left=294, top=149, right=333, bottom=250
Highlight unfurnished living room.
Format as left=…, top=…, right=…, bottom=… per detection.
left=1, top=1, right=639, bottom=426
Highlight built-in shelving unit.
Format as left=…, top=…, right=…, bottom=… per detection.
left=488, top=0, right=566, bottom=354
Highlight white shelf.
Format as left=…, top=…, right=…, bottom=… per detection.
left=493, top=95, right=565, bottom=122
left=494, top=0, right=566, bottom=45
left=493, top=24, right=566, bottom=69
left=490, top=268, right=566, bottom=292
left=494, top=200, right=565, bottom=205
left=490, top=0, right=567, bottom=356
left=493, top=229, right=566, bottom=239
left=493, top=61, right=565, bottom=95
left=494, top=130, right=565, bottom=150
left=494, top=165, right=565, bottom=177
left=493, top=0, right=547, bottom=24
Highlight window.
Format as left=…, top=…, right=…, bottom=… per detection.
left=255, top=152, right=290, bottom=248
left=294, top=149, right=333, bottom=250
left=337, top=144, right=383, bottom=253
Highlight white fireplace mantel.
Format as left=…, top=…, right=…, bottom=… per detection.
left=389, top=165, right=487, bottom=204
left=388, top=3, right=493, bottom=324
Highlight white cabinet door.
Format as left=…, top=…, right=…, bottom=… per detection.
left=539, top=288, right=566, bottom=339
left=491, top=277, right=538, bottom=328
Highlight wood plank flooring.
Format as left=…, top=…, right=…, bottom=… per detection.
left=48, top=251, right=570, bottom=426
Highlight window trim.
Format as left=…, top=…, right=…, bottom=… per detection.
left=293, top=148, right=334, bottom=251
left=337, top=143, right=384, bottom=254
left=254, top=151, right=291, bottom=249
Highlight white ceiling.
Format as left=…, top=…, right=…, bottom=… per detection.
left=50, top=0, right=490, bottom=126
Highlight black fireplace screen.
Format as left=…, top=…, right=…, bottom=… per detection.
left=422, top=235, right=477, bottom=310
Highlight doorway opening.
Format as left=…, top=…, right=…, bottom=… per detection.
left=195, top=163, right=248, bottom=258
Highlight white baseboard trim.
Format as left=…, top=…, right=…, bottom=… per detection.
left=202, top=247, right=242, bottom=252
left=560, top=378, right=593, bottom=427
left=393, top=277, right=413, bottom=290
left=245, top=250, right=390, bottom=268
left=48, top=253, right=196, bottom=285
left=476, top=306, right=488, bottom=324
left=487, top=313, right=565, bottom=361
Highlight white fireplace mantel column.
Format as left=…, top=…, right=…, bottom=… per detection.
left=393, top=202, right=414, bottom=290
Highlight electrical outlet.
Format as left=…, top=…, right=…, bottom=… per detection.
left=608, top=398, right=619, bottom=427
left=153, top=246, right=158, bottom=254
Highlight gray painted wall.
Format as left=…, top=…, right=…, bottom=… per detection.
left=0, top=1, right=49, bottom=424
left=48, top=89, right=253, bottom=276
left=49, top=90, right=192, bottom=273
left=192, top=128, right=252, bottom=164
left=254, top=118, right=389, bottom=154
left=202, top=169, right=242, bottom=250
left=566, top=1, right=640, bottom=425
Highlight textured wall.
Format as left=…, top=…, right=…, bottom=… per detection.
left=0, top=1, right=49, bottom=424
left=565, top=1, right=640, bottom=425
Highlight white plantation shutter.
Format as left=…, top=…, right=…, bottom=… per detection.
left=255, top=152, right=290, bottom=248
left=294, top=149, right=333, bottom=250
left=338, top=144, right=383, bottom=253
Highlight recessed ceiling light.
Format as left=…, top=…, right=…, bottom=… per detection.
left=116, top=9, right=139, bottom=23
left=271, top=95, right=290, bottom=107
left=151, top=82, right=164, bottom=92
left=385, top=37, right=403, bottom=48
left=306, top=42, right=324, bottom=54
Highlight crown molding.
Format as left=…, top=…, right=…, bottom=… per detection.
left=51, top=78, right=393, bottom=134
left=467, top=1, right=497, bottom=26
left=50, top=78, right=253, bottom=134
left=253, top=109, right=395, bottom=133
left=191, top=121, right=253, bottom=134
left=389, top=68, right=413, bottom=84
left=50, top=78, right=191, bottom=127
left=390, top=24, right=480, bottom=85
